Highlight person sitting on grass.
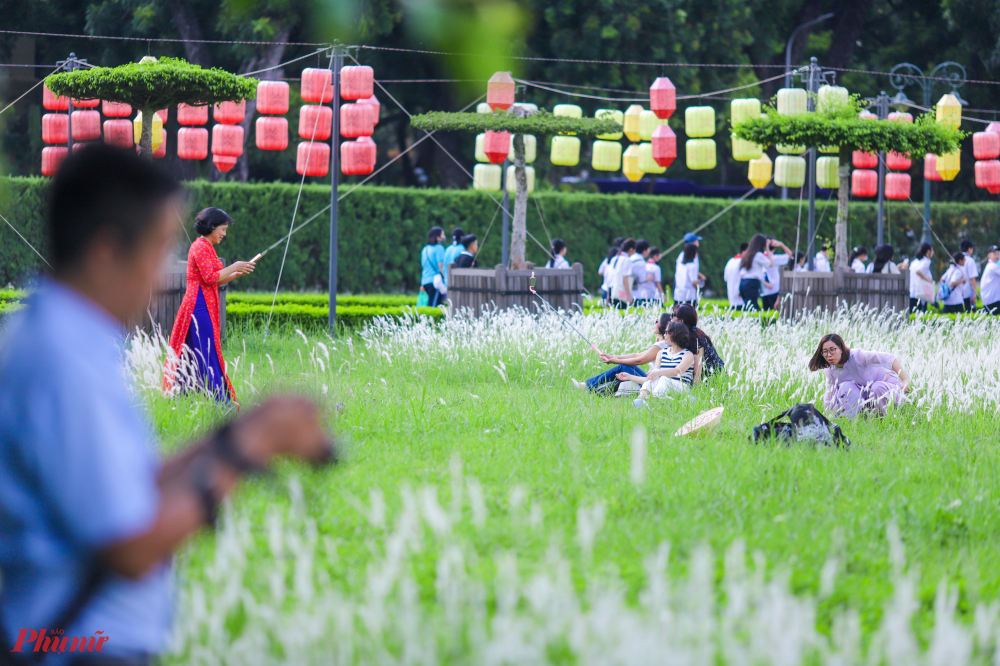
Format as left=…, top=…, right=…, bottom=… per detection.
left=616, top=321, right=695, bottom=399
left=808, top=333, right=911, bottom=418
left=671, top=303, right=725, bottom=382
left=571, top=314, right=671, bottom=393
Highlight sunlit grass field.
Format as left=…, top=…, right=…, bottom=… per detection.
left=127, top=305, right=1000, bottom=664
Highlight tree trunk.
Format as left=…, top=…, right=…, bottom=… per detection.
left=835, top=146, right=851, bottom=269
left=510, top=133, right=528, bottom=269
left=138, top=106, right=154, bottom=160
left=168, top=0, right=213, bottom=67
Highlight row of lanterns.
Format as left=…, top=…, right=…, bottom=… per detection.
left=973, top=122, right=1000, bottom=194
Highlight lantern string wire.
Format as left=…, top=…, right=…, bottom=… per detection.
left=660, top=188, right=758, bottom=257
left=0, top=62, right=67, bottom=116
left=242, top=48, right=330, bottom=77
left=532, top=196, right=553, bottom=247
left=896, top=100, right=994, bottom=126
left=0, top=212, right=52, bottom=269
left=472, top=204, right=501, bottom=264
left=877, top=152, right=957, bottom=258
left=0, top=29, right=329, bottom=47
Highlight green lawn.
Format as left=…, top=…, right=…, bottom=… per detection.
left=132, top=305, right=1000, bottom=663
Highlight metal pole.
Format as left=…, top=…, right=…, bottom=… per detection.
left=328, top=45, right=343, bottom=333
left=501, top=159, right=510, bottom=267
left=876, top=92, right=888, bottom=246
left=922, top=84, right=932, bottom=246
left=806, top=58, right=818, bottom=270
left=66, top=54, right=76, bottom=152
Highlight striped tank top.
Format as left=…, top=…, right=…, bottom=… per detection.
left=657, top=348, right=694, bottom=386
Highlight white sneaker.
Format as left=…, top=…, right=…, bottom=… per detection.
left=570, top=378, right=586, bottom=390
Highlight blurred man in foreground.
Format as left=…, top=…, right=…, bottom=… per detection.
left=0, top=145, right=333, bottom=665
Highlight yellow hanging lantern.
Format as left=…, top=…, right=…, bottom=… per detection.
left=133, top=111, right=164, bottom=151
left=506, top=165, right=535, bottom=193
left=774, top=155, right=806, bottom=188
left=554, top=104, right=582, bottom=136
left=777, top=88, right=807, bottom=116
left=595, top=109, right=624, bottom=140
left=816, top=156, right=840, bottom=188
left=748, top=154, right=772, bottom=188
left=623, top=105, right=644, bottom=142
left=639, top=110, right=667, bottom=141
left=638, top=142, right=666, bottom=174
left=473, top=163, right=502, bottom=192
left=592, top=140, right=622, bottom=171
left=819, top=144, right=839, bottom=154
left=474, top=133, right=489, bottom=163
left=622, top=145, right=643, bottom=182
left=685, top=106, right=716, bottom=138
left=936, top=149, right=961, bottom=180
left=936, top=94, right=962, bottom=129
left=731, top=134, right=763, bottom=161
left=686, top=138, right=716, bottom=170
left=777, top=144, right=806, bottom=154
left=550, top=136, right=580, bottom=166
left=730, top=98, right=761, bottom=126
left=476, top=102, right=493, bottom=114
left=817, top=85, right=849, bottom=112
left=508, top=134, right=537, bottom=164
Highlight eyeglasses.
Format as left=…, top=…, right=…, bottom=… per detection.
left=820, top=347, right=839, bottom=357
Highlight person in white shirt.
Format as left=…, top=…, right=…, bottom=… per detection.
left=865, top=244, right=908, bottom=274
left=631, top=239, right=650, bottom=303
left=908, top=242, right=935, bottom=312
left=960, top=239, right=979, bottom=311
left=737, top=233, right=774, bottom=310
left=792, top=251, right=807, bottom=271
left=599, top=245, right=620, bottom=304
left=761, top=236, right=792, bottom=310
left=940, top=252, right=968, bottom=314
left=675, top=232, right=704, bottom=291
left=634, top=247, right=664, bottom=305
left=608, top=238, right=636, bottom=309
left=673, top=243, right=702, bottom=306
left=724, top=242, right=748, bottom=308
left=848, top=246, right=868, bottom=273
left=814, top=244, right=832, bottom=272
left=980, top=245, right=1000, bottom=314
left=544, top=238, right=570, bottom=269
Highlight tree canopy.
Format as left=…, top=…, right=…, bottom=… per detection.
left=410, top=110, right=622, bottom=137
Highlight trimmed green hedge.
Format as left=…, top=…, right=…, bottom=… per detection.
left=227, top=292, right=417, bottom=308
left=227, top=302, right=444, bottom=330
left=3, top=176, right=998, bottom=296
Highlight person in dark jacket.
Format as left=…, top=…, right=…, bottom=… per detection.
left=454, top=234, right=478, bottom=268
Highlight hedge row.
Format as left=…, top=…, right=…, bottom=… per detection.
left=227, top=302, right=445, bottom=330
left=227, top=292, right=417, bottom=307
left=3, top=175, right=998, bottom=295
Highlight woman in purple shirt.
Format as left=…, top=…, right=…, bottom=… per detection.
left=808, top=334, right=912, bottom=417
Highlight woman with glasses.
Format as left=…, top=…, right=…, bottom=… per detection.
left=808, top=333, right=911, bottom=417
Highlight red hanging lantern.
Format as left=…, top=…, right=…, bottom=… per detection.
left=487, top=72, right=515, bottom=112
left=885, top=151, right=911, bottom=170
left=356, top=136, right=377, bottom=170
left=72, top=142, right=93, bottom=152
left=71, top=97, right=100, bottom=109
left=41, top=146, right=68, bottom=176
left=852, top=151, right=877, bottom=169
left=340, top=103, right=374, bottom=138
left=43, top=83, right=69, bottom=111
left=71, top=110, right=101, bottom=141
left=885, top=173, right=911, bottom=200
left=213, top=155, right=238, bottom=173
left=102, top=101, right=132, bottom=118
left=211, top=123, right=244, bottom=158
left=988, top=122, right=1000, bottom=136
left=214, top=100, right=246, bottom=125
left=888, top=111, right=913, bottom=124
left=358, top=95, right=380, bottom=125
left=973, top=131, right=1000, bottom=160
left=298, top=104, right=332, bottom=141
left=483, top=130, right=510, bottom=164
left=341, top=139, right=374, bottom=175
left=156, top=109, right=169, bottom=122
left=177, top=127, right=209, bottom=159
left=255, top=116, right=288, bottom=151
left=296, top=141, right=330, bottom=177
left=652, top=124, right=677, bottom=168
left=976, top=159, right=1000, bottom=190
left=42, top=114, right=68, bottom=144
left=852, top=169, right=877, bottom=197
left=301, top=68, right=334, bottom=104
left=256, top=80, right=289, bottom=115
left=341, top=65, right=374, bottom=101
left=649, top=77, right=676, bottom=120
left=103, top=119, right=133, bottom=148
left=178, top=103, right=209, bottom=126
left=924, top=154, right=943, bottom=182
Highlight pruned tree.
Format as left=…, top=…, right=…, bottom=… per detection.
left=411, top=109, right=622, bottom=269
left=733, top=97, right=964, bottom=268
left=46, top=56, right=258, bottom=159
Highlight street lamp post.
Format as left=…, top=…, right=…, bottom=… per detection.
left=865, top=91, right=892, bottom=246
left=795, top=57, right=837, bottom=270
left=888, top=62, right=967, bottom=246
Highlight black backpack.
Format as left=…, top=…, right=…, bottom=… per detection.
left=750, top=403, right=850, bottom=448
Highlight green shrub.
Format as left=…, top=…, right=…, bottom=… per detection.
left=226, top=302, right=444, bottom=330
left=227, top=292, right=417, bottom=308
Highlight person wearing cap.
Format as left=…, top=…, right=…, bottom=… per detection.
left=980, top=245, right=1000, bottom=314
left=675, top=232, right=705, bottom=297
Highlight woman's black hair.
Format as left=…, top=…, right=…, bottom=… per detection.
left=607, top=245, right=621, bottom=261
left=655, top=313, right=671, bottom=337
left=915, top=241, right=933, bottom=259
left=795, top=250, right=806, bottom=265
left=953, top=250, right=966, bottom=265
left=872, top=244, right=895, bottom=273
left=671, top=304, right=700, bottom=354
left=427, top=226, right=444, bottom=244
left=612, top=237, right=624, bottom=248
left=665, top=321, right=692, bottom=353
left=635, top=239, right=650, bottom=254
left=461, top=234, right=477, bottom=248
left=451, top=227, right=465, bottom=244
left=960, top=239, right=974, bottom=252
left=741, top=233, right=768, bottom=270
left=649, top=246, right=661, bottom=258
left=809, top=333, right=850, bottom=371
left=551, top=238, right=566, bottom=255
left=848, top=245, right=868, bottom=264
left=682, top=242, right=698, bottom=264
left=194, top=207, right=233, bottom=237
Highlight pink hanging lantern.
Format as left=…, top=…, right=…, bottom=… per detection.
left=211, top=123, right=244, bottom=158
left=213, top=155, right=237, bottom=173
left=155, top=109, right=169, bottom=122
left=255, top=116, right=288, bottom=151
left=102, top=101, right=132, bottom=118
left=885, top=151, right=911, bottom=170
left=214, top=100, right=246, bottom=125
left=301, top=68, right=334, bottom=104
left=859, top=110, right=877, bottom=120
left=178, top=103, right=209, bottom=126
left=924, top=154, right=943, bottom=182
left=888, top=111, right=913, bottom=124
left=43, top=83, right=69, bottom=111
left=649, top=77, right=676, bottom=120
left=341, top=139, right=374, bottom=175
left=652, top=124, right=677, bottom=168
left=41, top=146, right=68, bottom=176
left=885, top=173, right=911, bottom=200
left=103, top=119, right=133, bottom=148
left=483, top=130, right=510, bottom=164
left=356, top=136, right=377, bottom=170
left=487, top=72, right=515, bottom=112
left=358, top=95, right=380, bottom=125
left=975, top=159, right=1000, bottom=191
left=256, top=80, right=289, bottom=115
left=987, top=122, right=1000, bottom=136
left=71, top=97, right=100, bottom=109
left=177, top=127, right=209, bottom=159
left=852, top=169, right=877, bottom=197
left=72, top=142, right=93, bottom=152
left=42, top=114, right=68, bottom=144
left=340, top=103, right=374, bottom=138
left=71, top=110, right=101, bottom=141
left=298, top=104, right=332, bottom=141
left=341, top=66, right=374, bottom=101
left=296, top=141, right=330, bottom=177
left=973, top=131, right=1000, bottom=160
left=852, top=151, right=877, bottom=169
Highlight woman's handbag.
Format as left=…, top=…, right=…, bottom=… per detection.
left=917, top=276, right=936, bottom=303
left=750, top=403, right=850, bottom=448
